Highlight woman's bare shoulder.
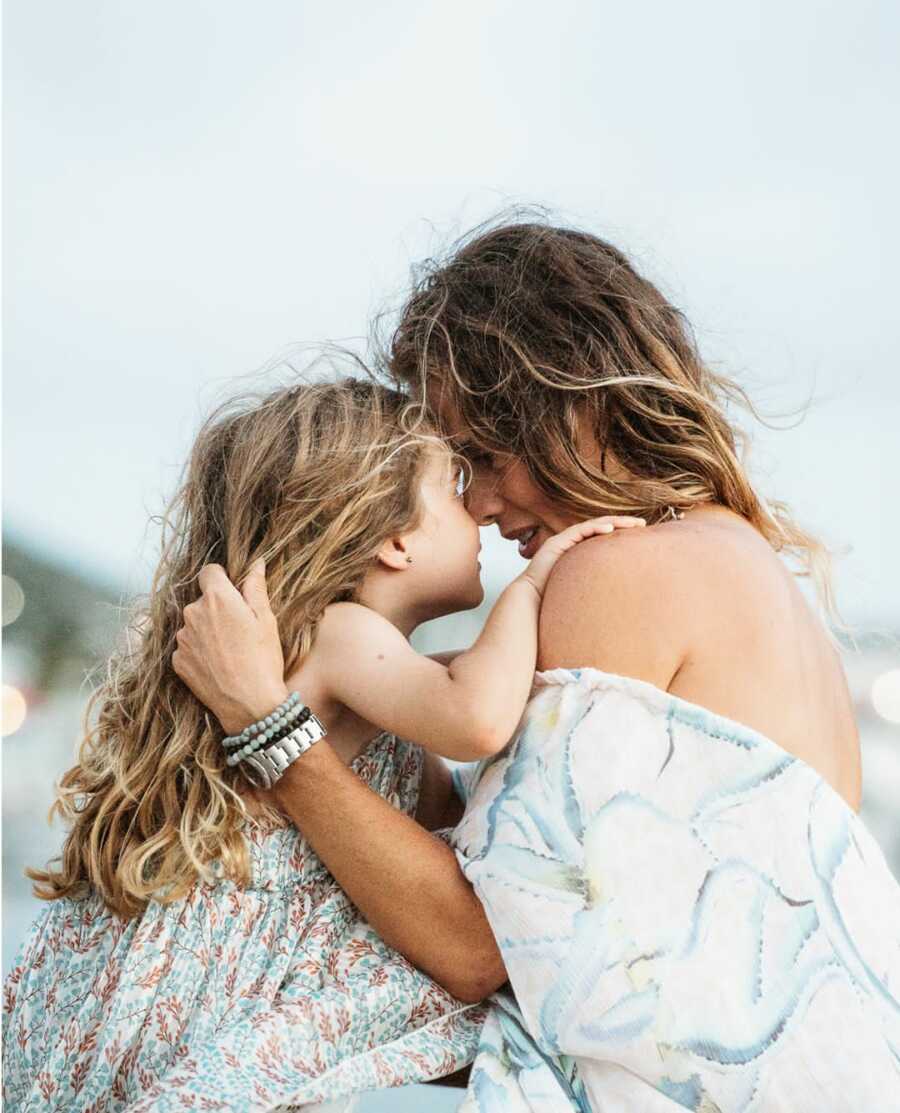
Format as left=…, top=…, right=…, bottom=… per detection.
left=537, top=511, right=768, bottom=684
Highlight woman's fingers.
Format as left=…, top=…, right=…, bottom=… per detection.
left=197, top=562, right=243, bottom=602
left=240, top=558, right=274, bottom=621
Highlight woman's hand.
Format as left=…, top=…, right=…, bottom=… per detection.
left=519, top=515, right=646, bottom=596
left=171, top=559, right=289, bottom=735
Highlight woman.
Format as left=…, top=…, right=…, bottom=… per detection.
left=173, top=221, right=900, bottom=1111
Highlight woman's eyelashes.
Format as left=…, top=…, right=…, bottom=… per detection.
left=465, top=449, right=495, bottom=471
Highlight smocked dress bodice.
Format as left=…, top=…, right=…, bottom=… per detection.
left=453, top=668, right=900, bottom=1112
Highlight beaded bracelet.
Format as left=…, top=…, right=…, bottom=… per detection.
left=239, top=711, right=328, bottom=789
left=228, top=690, right=301, bottom=745
left=225, top=709, right=311, bottom=767
left=222, top=692, right=303, bottom=750
left=222, top=703, right=310, bottom=755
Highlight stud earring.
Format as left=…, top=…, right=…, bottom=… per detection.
left=406, top=556, right=413, bottom=564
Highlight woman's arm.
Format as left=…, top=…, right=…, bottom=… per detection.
left=415, top=750, right=465, bottom=830
left=268, top=741, right=503, bottom=1003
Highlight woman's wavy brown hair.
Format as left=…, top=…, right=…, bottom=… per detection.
left=29, top=375, right=438, bottom=918
left=389, top=217, right=834, bottom=612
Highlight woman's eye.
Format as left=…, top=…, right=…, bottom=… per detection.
left=468, top=451, right=494, bottom=470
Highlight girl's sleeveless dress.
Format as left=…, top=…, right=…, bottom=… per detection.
left=452, top=668, right=900, bottom=1112
left=2, top=732, right=486, bottom=1112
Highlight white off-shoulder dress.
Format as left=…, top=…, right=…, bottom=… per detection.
left=453, top=668, right=900, bottom=1112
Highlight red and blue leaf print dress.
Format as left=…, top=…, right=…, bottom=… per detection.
left=3, top=732, right=485, bottom=1112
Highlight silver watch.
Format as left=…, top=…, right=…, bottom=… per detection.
left=241, top=713, right=328, bottom=790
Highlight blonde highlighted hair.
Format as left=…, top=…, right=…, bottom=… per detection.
left=29, top=376, right=438, bottom=918
left=388, top=216, right=836, bottom=615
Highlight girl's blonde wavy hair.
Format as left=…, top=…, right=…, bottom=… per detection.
left=28, top=376, right=438, bottom=919
left=388, top=216, right=836, bottom=616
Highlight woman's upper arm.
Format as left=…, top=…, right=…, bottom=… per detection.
left=536, top=530, right=692, bottom=687
left=415, top=751, right=465, bottom=830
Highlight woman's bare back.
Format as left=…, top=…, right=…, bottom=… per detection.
left=538, top=505, right=862, bottom=810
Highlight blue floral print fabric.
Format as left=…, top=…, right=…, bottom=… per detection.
left=453, top=667, right=900, bottom=1112
left=3, top=732, right=486, bottom=1111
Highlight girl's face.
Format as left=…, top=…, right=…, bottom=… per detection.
left=429, top=389, right=583, bottom=560
left=407, top=444, right=485, bottom=615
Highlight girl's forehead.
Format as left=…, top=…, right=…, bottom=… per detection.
left=425, top=439, right=458, bottom=476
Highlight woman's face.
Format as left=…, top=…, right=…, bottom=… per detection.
left=430, top=387, right=585, bottom=560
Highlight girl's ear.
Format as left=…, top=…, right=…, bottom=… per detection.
left=375, top=536, right=412, bottom=571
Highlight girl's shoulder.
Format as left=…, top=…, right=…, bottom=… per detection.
left=315, top=602, right=419, bottom=679
left=318, top=601, right=396, bottom=641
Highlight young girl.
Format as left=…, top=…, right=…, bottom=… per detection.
left=3, top=375, right=641, bottom=1112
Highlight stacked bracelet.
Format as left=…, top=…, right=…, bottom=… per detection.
left=224, top=709, right=310, bottom=766
left=241, top=713, right=328, bottom=790
left=220, top=691, right=327, bottom=786
left=222, top=692, right=305, bottom=751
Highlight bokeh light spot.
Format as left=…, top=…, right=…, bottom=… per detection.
left=871, top=669, right=900, bottom=725
left=2, top=686, right=28, bottom=736
left=2, top=576, right=25, bottom=626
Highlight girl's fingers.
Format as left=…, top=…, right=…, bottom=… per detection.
left=560, top=516, right=646, bottom=545
left=578, top=517, right=645, bottom=534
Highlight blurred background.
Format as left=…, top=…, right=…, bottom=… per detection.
left=3, top=1, right=898, bottom=1108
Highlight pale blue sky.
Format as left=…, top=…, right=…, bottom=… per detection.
left=4, top=0, right=898, bottom=624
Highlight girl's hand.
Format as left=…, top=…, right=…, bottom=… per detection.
left=518, top=516, right=646, bottom=597
left=171, top=558, right=289, bottom=735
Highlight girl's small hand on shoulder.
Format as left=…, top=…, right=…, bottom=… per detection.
left=519, top=516, right=646, bottom=596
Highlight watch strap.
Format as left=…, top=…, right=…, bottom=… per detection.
left=241, top=713, right=327, bottom=790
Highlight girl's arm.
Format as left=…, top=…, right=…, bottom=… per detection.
left=312, top=516, right=644, bottom=761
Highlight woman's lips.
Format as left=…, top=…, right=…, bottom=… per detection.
left=518, top=527, right=540, bottom=559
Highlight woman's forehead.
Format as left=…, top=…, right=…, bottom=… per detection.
left=424, top=382, right=471, bottom=446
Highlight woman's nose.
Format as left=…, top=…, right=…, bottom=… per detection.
left=464, top=472, right=505, bottom=527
